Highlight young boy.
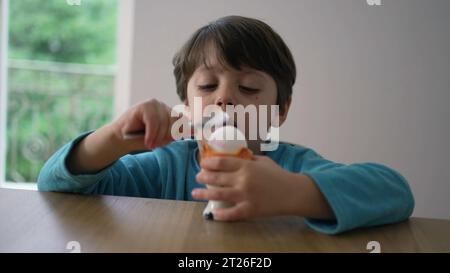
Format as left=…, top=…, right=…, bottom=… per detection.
left=38, top=15, right=414, bottom=235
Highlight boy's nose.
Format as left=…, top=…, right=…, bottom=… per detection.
left=213, top=84, right=237, bottom=111
left=215, top=97, right=234, bottom=111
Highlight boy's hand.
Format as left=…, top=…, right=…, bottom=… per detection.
left=193, top=155, right=335, bottom=221
left=111, top=99, right=179, bottom=151
left=192, top=155, right=301, bottom=221
left=67, top=98, right=185, bottom=174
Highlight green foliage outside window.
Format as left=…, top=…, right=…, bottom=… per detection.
left=5, top=0, right=118, bottom=183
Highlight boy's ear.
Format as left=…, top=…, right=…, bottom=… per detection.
left=277, top=97, right=291, bottom=127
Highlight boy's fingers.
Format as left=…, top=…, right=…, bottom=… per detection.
left=252, top=155, right=269, bottom=161
left=212, top=203, right=251, bottom=221
left=142, top=108, right=159, bottom=148
left=191, top=188, right=243, bottom=203
left=166, top=108, right=182, bottom=141
left=200, top=156, right=244, bottom=171
left=155, top=103, right=170, bottom=146
left=196, top=170, right=235, bottom=187
left=121, top=108, right=144, bottom=136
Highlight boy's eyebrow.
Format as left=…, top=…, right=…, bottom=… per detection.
left=241, top=70, right=266, bottom=79
left=198, top=65, right=223, bottom=73
left=198, top=65, right=266, bottom=79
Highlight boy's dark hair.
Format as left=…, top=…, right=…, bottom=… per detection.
left=172, top=15, right=296, bottom=113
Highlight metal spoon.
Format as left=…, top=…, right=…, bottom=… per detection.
left=122, top=111, right=230, bottom=140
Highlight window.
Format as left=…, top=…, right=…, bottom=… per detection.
left=0, top=0, right=118, bottom=188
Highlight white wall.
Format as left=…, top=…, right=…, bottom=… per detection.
left=116, top=0, right=450, bottom=219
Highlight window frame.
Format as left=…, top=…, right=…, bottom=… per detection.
left=0, top=0, right=11, bottom=189
left=1, top=0, right=36, bottom=190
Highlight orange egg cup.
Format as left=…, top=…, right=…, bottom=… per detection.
left=200, top=142, right=253, bottom=160
left=199, top=141, right=253, bottom=220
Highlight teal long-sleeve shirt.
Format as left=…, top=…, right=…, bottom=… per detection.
left=37, top=132, right=414, bottom=235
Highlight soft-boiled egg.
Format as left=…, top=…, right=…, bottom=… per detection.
left=201, top=126, right=253, bottom=159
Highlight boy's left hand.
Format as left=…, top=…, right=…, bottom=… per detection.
left=192, top=155, right=299, bottom=221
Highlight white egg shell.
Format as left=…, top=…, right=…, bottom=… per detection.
left=207, top=126, right=247, bottom=153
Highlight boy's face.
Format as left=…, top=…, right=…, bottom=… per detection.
left=185, top=55, right=290, bottom=152
left=186, top=45, right=280, bottom=109
left=186, top=62, right=277, bottom=111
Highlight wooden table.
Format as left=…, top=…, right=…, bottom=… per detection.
left=0, top=188, right=449, bottom=253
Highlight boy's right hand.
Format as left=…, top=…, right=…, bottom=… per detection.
left=110, top=99, right=180, bottom=151
left=68, top=99, right=183, bottom=175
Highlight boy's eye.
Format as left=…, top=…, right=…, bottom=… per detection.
left=239, top=85, right=260, bottom=93
left=197, top=84, right=260, bottom=93
left=198, top=84, right=217, bottom=91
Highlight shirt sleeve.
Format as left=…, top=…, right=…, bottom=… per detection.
left=296, top=148, right=415, bottom=235
left=37, top=132, right=162, bottom=198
